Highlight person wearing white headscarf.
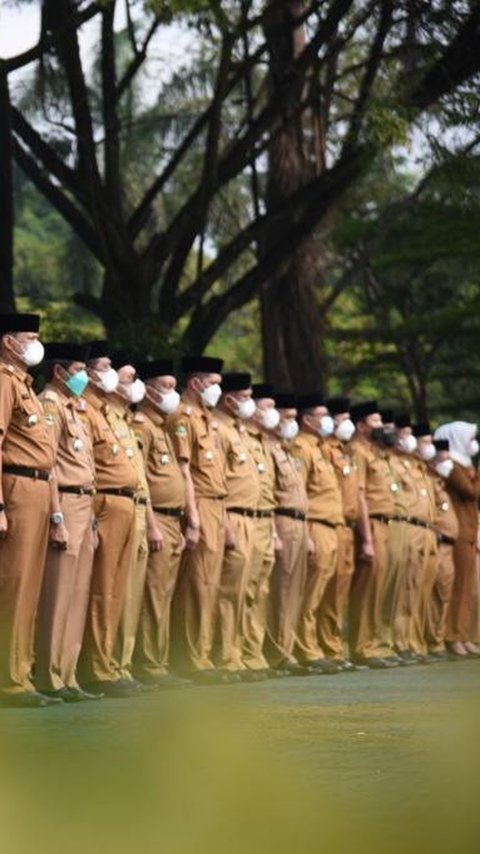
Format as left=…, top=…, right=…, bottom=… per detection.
left=433, top=422, right=480, bottom=657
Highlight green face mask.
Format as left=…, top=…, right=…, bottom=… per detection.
left=65, top=369, right=89, bottom=398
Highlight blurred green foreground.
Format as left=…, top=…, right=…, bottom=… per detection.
left=0, top=661, right=479, bottom=854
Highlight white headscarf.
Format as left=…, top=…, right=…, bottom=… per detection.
left=434, top=421, right=477, bottom=468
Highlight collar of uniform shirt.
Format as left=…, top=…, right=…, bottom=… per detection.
left=139, top=401, right=166, bottom=426
left=0, top=359, right=29, bottom=382
left=83, top=385, right=110, bottom=413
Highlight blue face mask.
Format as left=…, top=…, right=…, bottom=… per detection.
left=65, top=369, right=89, bottom=398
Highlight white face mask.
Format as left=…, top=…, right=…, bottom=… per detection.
left=18, top=339, right=45, bottom=367
left=98, top=367, right=119, bottom=394
left=318, top=415, right=334, bottom=438
left=335, top=418, right=355, bottom=442
left=154, top=388, right=180, bottom=415
left=124, top=378, right=146, bottom=404
left=418, top=442, right=435, bottom=462
left=201, top=382, right=222, bottom=409
left=236, top=398, right=256, bottom=420
left=470, top=439, right=479, bottom=456
left=435, top=459, right=454, bottom=479
left=398, top=434, right=417, bottom=454
left=259, top=407, right=280, bottom=430
left=279, top=419, right=299, bottom=441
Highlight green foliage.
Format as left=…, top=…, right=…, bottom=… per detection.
left=16, top=297, right=104, bottom=342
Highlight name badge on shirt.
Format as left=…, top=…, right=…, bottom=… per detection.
left=257, top=462, right=266, bottom=474
left=28, top=414, right=38, bottom=426
left=205, top=450, right=213, bottom=461
left=161, top=453, right=170, bottom=465
left=342, top=465, right=351, bottom=476
left=73, top=437, right=83, bottom=452
left=238, top=453, right=247, bottom=463
left=390, top=482, right=399, bottom=493
left=126, top=448, right=134, bottom=458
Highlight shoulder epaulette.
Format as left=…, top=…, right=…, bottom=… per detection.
left=133, top=412, right=145, bottom=423
left=76, top=399, right=87, bottom=412
left=43, top=389, right=58, bottom=403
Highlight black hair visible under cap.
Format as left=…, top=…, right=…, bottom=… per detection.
left=380, top=409, right=394, bottom=424
left=326, top=396, right=350, bottom=416
left=44, top=342, right=90, bottom=363
left=297, top=392, right=324, bottom=412
left=181, top=355, right=223, bottom=375
left=394, top=412, right=411, bottom=429
left=412, top=422, right=431, bottom=438
left=251, top=383, right=274, bottom=400
left=136, top=359, right=175, bottom=380
left=87, top=340, right=110, bottom=360
left=221, top=372, right=252, bottom=393
left=350, top=400, right=379, bottom=424
left=433, top=438, right=449, bottom=452
left=0, top=313, right=40, bottom=334
left=275, top=392, right=297, bottom=409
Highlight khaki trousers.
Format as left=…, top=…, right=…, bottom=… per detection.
left=265, top=516, right=308, bottom=667
left=426, top=542, right=455, bottom=652
left=401, top=527, right=438, bottom=655
left=385, top=519, right=410, bottom=652
left=78, top=493, right=135, bottom=684
left=171, top=497, right=225, bottom=672
left=295, top=522, right=338, bottom=663
left=133, top=515, right=183, bottom=678
left=35, top=493, right=94, bottom=691
left=447, top=537, right=479, bottom=643
left=0, top=475, right=50, bottom=695
left=115, top=503, right=148, bottom=680
left=242, top=516, right=275, bottom=670
left=214, top=512, right=254, bottom=671
left=319, top=525, right=355, bottom=659
left=349, top=518, right=390, bottom=659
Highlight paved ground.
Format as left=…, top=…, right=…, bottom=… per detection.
left=1, top=659, right=479, bottom=854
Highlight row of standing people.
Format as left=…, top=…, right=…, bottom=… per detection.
left=0, top=314, right=478, bottom=707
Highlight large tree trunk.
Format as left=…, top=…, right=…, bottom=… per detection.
left=261, top=1, right=328, bottom=390
left=0, top=62, right=16, bottom=312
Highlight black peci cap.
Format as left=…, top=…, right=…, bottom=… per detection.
left=275, top=392, right=297, bottom=409
left=395, top=412, right=411, bottom=429
left=181, top=355, right=223, bottom=375
left=221, top=372, right=252, bottom=392
left=350, top=400, right=379, bottom=424
left=412, top=422, right=431, bottom=438
left=44, top=342, right=90, bottom=363
left=0, top=313, right=40, bottom=334
left=297, top=392, right=324, bottom=412
left=136, top=359, right=175, bottom=380
left=251, top=383, right=274, bottom=400
left=86, top=340, right=110, bottom=361
left=380, top=409, right=394, bottom=424
left=433, top=438, right=449, bottom=452
left=326, top=396, right=350, bottom=416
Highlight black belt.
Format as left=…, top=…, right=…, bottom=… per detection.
left=308, top=517, right=343, bottom=530
left=59, top=486, right=95, bottom=496
left=369, top=513, right=395, bottom=525
left=135, top=496, right=148, bottom=506
left=3, top=465, right=50, bottom=481
left=96, top=488, right=135, bottom=499
left=437, top=532, right=456, bottom=546
left=370, top=513, right=432, bottom=530
left=153, top=507, right=185, bottom=519
left=227, top=507, right=273, bottom=519
left=344, top=519, right=357, bottom=529
left=275, top=508, right=306, bottom=521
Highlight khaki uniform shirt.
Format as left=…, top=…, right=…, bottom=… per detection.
left=291, top=432, right=344, bottom=524
left=351, top=438, right=396, bottom=516
left=400, top=457, right=435, bottom=523
left=323, top=436, right=359, bottom=523
left=132, top=403, right=186, bottom=509
left=431, top=472, right=459, bottom=540
left=81, top=388, right=139, bottom=492
left=40, top=384, right=94, bottom=489
left=245, top=424, right=275, bottom=511
left=386, top=451, right=414, bottom=518
left=106, top=399, right=149, bottom=501
left=167, top=395, right=227, bottom=499
left=214, top=409, right=260, bottom=509
left=0, top=361, right=55, bottom=471
left=267, top=438, right=308, bottom=514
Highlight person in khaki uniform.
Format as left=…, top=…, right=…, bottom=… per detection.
left=167, top=355, right=233, bottom=685
left=323, top=396, right=362, bottom=670
left=425, top=439, right=459, bottom=659
left=131, top=359, right=188, bottom=688
left=349, top=401, right=399, bottom=669
left=109, top=357, right=163, bottom=688
left=264, top=394, right=312, bottom=675
left=434, top=421, right=480, bottom=657
left=290, top=393, right=344, bottom=675
left=397, top=423, right=438, bottom=660
left=34, top=342, right=99, bottom=702
left=212, top=373, right=262, bottom=679
left=0, top=314, right=64, bottom=708
left=77, top=341, right=140, bottom=697
left=242, top=384, right=281, bottom=675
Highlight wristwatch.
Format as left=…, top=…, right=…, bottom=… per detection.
left=50, top=512, right=65, bottom=526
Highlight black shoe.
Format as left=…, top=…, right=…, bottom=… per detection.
left=339, top=658, right=368, bottom=672
left=190, top=670, right=234, bottom=685
left=83, top=680, right=142, bottom=698
left=42, top=687, right=84, bottom=703
left=146, top=674, right=192, bottom=689
left=68, top=686, right=104, bottom=701
left=238, top=669, right=269, bottom=682
left=396, top=650, right=419, bottom=665
left=265, top=668, right=290, bottom=678
left=428, top=651, right=448, bottom=661
left=0, top=690, right=62, bottom=708
left=308, top=659, right=342, bottom=675
left=354, top=657, right=398, bottom=670
left=277, top=660, right=315, bottom=676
